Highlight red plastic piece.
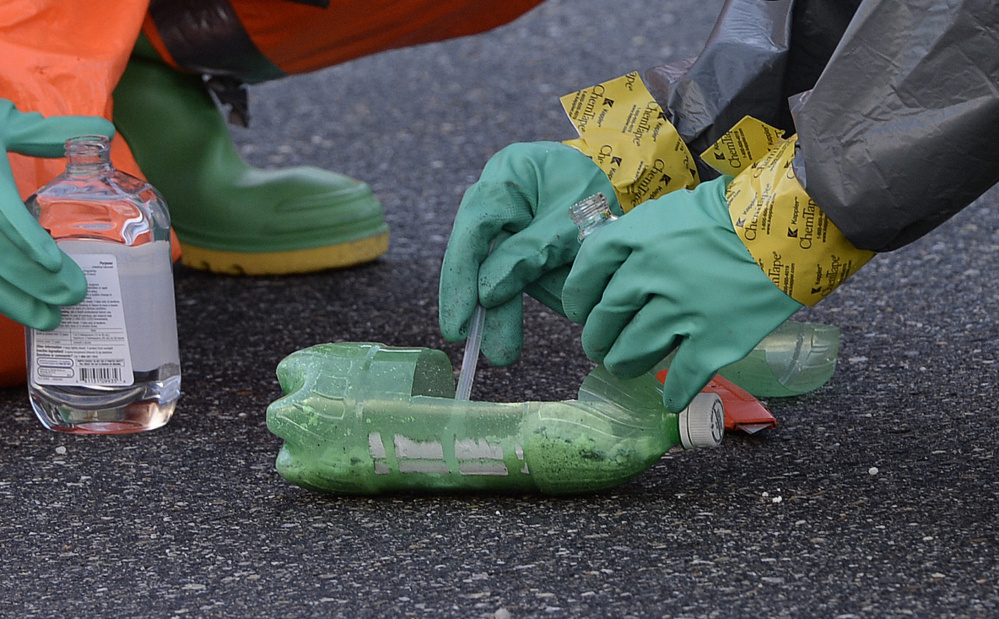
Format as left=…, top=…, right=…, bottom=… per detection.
left=655, top=369, right=777, bottom=434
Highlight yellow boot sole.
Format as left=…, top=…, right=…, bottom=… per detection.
left=179, top=231, right=389, bottom=275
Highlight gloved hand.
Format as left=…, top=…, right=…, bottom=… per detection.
left=0, top=99, right=115, bottom=329
left=439, top=141, right=619, bottom=365
left=561, top=176, right=804, bottom=413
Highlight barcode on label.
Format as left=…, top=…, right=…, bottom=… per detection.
left=80, top=367, right=123, bottom=384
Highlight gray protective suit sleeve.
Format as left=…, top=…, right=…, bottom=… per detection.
left=645, top=0, right=999, bottom=252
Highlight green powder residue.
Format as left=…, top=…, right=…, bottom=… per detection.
left=521, top=403, right=665, bottom=495
left=268, top=344, right=676, bottom=496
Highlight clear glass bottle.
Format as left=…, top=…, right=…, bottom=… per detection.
left=24, top=135, right=181, bottom=434
left=267, top=342, right=722, bottom=496
left=569, top=193, right=841, bottom=397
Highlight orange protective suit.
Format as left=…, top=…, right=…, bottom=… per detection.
left=143, top=0, right=546, bottom=80
left=0, top=0, right=545, bottom=387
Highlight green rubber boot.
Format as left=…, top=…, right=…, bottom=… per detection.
left=111, top=39, right=389, bottom=275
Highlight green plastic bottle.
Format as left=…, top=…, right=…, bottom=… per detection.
left=266, top=342, right=723, bottom=496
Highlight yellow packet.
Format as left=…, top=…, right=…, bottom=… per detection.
left=560, top=71, right=698, bottom=212
left=699, top=115, right=785, bottom=177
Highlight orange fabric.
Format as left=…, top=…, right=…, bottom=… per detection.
left=145, top=0, right=545, bottom=76
left=0, top=316, right=26, bottom=388
left=0, top=1, right=150, bottom=197
left=0, top=1, right=155, bottom=386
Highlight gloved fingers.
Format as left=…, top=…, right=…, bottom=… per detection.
left=0, top=276, right=63, bottom=331
left=524, top=264, right=571, bottom=316
left=578, top=299, right=635, bottom=365
left=480, top=294, right=524, bottom=367
left=439, top=183, right=524, bottom=342
left=4, top=109, right=114, bottom=157
left=478, top=219, right=578, bottom=307
left=574, top=254, right=651, bottom=361
left=9, top=249, right=87, bottom=306
left=560, top=242, right=630, bottom=325
left=660, top=288, right=804, bottom=413
left=438, top=264, right=479, bottom=344
left=0, top=159, right=66, bottom=272
left=659, top=340, right=721, bottom=414
left=439, top=222, right=498, bottom=343
left=599, top=300, right=684, bottom=379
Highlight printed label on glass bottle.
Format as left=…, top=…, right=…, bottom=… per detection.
left=31, top=253, right=134, bottom=387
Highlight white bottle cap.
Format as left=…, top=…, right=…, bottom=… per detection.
left=679, top=392, right=725, bottom=449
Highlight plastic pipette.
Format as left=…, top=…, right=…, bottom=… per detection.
left=454, top=238, right=498, bottom=401
left=454, top=303, right=484, bottom=400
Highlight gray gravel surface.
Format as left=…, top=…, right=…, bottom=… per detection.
left=2, top=1, right=998, bottom=617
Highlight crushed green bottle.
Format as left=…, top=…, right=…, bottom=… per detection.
left=266, top=342, right=723, bottom=496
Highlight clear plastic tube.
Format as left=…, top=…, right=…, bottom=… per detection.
left=454, top=304, right=484, bottom=400
left=454, top=238, right=497, bottom=401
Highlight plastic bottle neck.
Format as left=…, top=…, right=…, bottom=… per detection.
left=64, top=135, right=113, bottom=178
left=569, top=193, right=618, bottom=241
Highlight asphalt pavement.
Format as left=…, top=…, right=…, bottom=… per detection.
left=2, top=0, right=999, bottom=616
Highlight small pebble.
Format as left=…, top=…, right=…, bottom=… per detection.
left=495, top=608, right=512, bottom=619
left=868, top=467, right=879, bottom=476
left=55, top=446, right=67, bottom=455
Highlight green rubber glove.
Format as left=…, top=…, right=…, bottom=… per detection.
left=439, top=141, right=619, bottom=365
left=0, top=100, right=116, bottom=329
left=561, top=177, right=804, bottom=413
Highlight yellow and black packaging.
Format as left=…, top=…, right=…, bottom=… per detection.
left=560, top=71, right=699, bottom=212
left=703, top=121, right=875, bottom=306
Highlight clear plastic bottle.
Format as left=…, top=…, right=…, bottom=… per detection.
left=569, top=192, right=841, bottom=397
left=570, top=192, right=620, bottom=241
left=712, top=321, right=840, bottom=397
left=267, top=342, right=723, bottom=496
left=24, top=135, right=181, bottom=434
